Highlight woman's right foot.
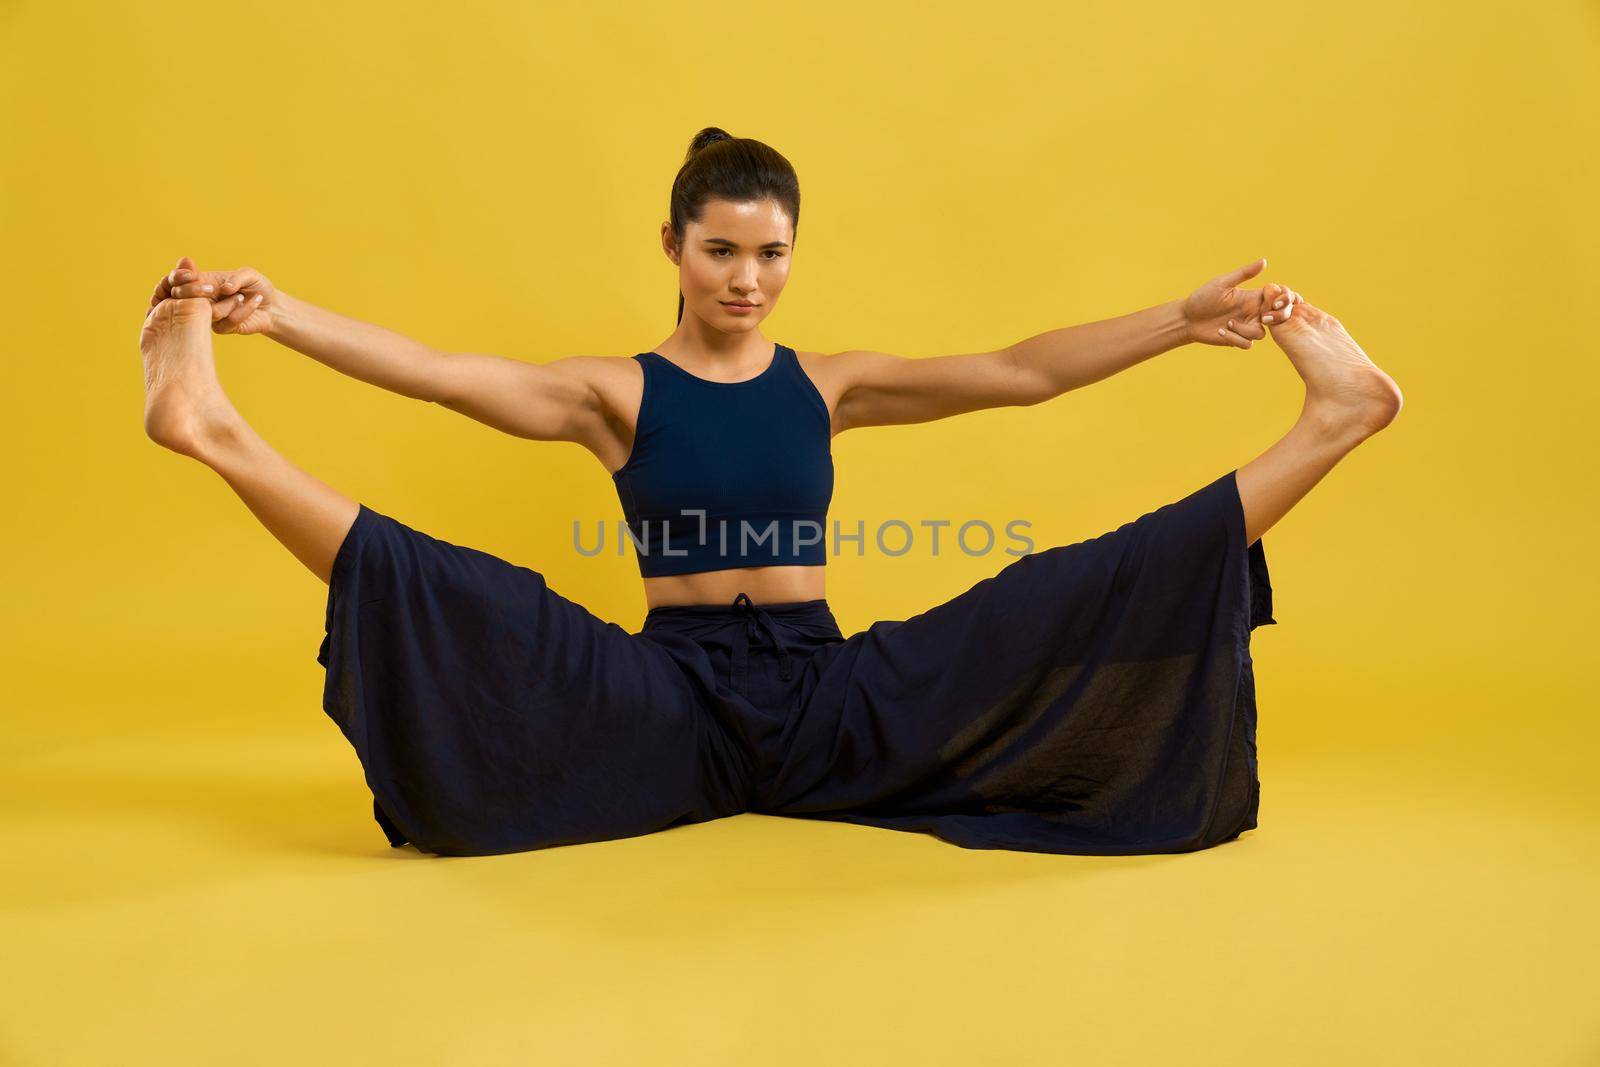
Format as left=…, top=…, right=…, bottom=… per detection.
left=1270, top=299, right=1404, bottom=443
left=139, top=297, right=242, bottom=458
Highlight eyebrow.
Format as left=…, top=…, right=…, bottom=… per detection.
left=702, top=237, right=790, bottom=249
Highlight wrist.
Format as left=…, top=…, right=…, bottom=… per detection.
left=263, top=291, right=300, bottom=342
left=1158, top=297, right=1191, bottom=351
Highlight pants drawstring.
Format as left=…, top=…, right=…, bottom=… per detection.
left=731, top=591, right=793, bottom=690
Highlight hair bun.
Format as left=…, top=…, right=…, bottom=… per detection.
left=688, top=127, right=734, bottom=156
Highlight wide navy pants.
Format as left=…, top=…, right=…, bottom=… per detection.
left=317, top=468, right=1277, bottom=857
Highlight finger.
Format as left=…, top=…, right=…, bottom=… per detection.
left=1226, top=317, right=1266, bottom=341
left=173, top=268, right=240, bottom=299
left=1253, top=284, right=1281, bottom=318
left=215, top=267, right=261, bottom=297
left=170, top=274, right=222, bottom=299
left=158, top=256, right=201, bottom=302
left=215, top=293, right=250, bottom=332
left=216, top=292, right=263, bottom=333
left=210, top=294, right=242, bottom=326
left=167, top=267, right=197, bottom=297
left=1216, top=325, right=1254, bottom=348
left=153, top=265, right=190, bottom=306
left=1216, top=256, right=1266, bottom=288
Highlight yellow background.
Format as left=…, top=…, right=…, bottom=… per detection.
left=3, top=1, right=1596, bottom=1063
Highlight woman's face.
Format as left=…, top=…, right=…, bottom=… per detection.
left=665, top=197, right=793, bottom=333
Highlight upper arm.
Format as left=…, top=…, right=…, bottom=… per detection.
left=827, top=345, right=1040, bottom=434
left=432, top=350, right=606, bottom=443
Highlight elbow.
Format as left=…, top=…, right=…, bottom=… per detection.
left=1002, top=347, right=1055, bottom=407
left=424, top=352, right=459, bottom=406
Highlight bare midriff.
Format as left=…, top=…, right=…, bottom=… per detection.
left=641, top=564, right=826, bottom=610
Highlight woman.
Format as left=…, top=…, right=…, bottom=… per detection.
left=139, top=127, right=1402, bottom=858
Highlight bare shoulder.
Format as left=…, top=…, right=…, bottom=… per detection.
left=792, top=346, right=911, bottom=430
left=791, top=346, right=881, bottom=412
left=572, top=352, right=645, bottom=410
left=573, top=353, right=646, bottom=473
left=537, top=352, right=636, bottom=384
left=794, top=346, right=903, bottom=385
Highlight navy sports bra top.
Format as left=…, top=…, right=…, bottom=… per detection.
left=611, top=342, right=834, bottom=578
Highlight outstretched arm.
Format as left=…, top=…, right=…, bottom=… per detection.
left=153, top=256, right=605, bottom=442
left=153, top=256, right=612, bottom=447
left=268, top=291, right=602, bottom=441
left=272, top=287, right=601, bottom=441
left=827, top=258, right=1297, bottom=433
left=153, top=256, right=454, bottom=403
left=826, top=301, right=1182, bottom=433
left=262, top=286, right=607, bottom=442
left=265, top=291, right=452, bottom=402
left=1005, top=297, right=1190, bottom=401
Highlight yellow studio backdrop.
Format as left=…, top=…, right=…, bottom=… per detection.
left=2, top=1, right=1596, bottom=1065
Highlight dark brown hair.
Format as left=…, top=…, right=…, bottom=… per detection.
left=669, top=127, right=801, bottom=324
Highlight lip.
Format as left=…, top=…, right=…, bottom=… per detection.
left=721, top=301, right=757, bottom=308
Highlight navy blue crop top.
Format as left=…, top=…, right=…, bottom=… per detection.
left=611, top=342, right=834, bottom=578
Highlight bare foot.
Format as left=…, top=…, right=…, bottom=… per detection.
left=139, top=297, right=243, bottom=458
left=1268, top=298, right=1403, bottom=442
